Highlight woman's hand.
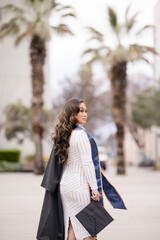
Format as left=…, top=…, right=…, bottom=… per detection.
left=91, top=189, right=100, bottom=201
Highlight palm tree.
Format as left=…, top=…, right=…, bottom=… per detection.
left=0, top=0, right=76, bottom=174
left=83, top=6, right=156, bottom=175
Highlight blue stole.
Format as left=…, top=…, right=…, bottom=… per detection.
left=74, top=125, right=127, bottom=210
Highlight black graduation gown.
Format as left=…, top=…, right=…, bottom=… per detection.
left=36, top=149, right=64, bottom=240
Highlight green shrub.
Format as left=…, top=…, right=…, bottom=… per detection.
left=0, top=161, right=21, bottom=172
left=0, top=150, right=20, bottom=162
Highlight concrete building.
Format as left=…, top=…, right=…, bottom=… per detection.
left=151, top=0, right=160, bottom=169
left=0, top=0, right=53, bottom=160
left=125, top=126, right=160, bottom=169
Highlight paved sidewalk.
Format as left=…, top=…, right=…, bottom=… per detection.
left=0, top=166, right=160, bottom=240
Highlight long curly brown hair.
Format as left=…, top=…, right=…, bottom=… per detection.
left=52, top=98, right=85, bottom=164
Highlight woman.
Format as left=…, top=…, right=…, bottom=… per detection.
left=53, top=98, right=100, bottom=240
left=36, top=98, right=126, bottom=240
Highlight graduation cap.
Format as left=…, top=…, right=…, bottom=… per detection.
left=75, top=201, right=114, bottom=237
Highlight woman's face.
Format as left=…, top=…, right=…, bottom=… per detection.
left=76, top=102, right=87, bottom=125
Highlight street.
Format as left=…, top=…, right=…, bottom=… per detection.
left=0, top=166, right=160, bottom=240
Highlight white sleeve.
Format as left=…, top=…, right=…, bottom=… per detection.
left=76, top=131, right=98, bottom=190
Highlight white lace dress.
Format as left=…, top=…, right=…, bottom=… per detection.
left=60, top=129, right=98, bottom=240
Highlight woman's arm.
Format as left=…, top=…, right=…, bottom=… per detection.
left=76, top=131, right=98, bottom=190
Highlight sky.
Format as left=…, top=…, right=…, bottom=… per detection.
left=49, top=0, right=158, bottom=98
left=49, top=0, right=159, bottom=140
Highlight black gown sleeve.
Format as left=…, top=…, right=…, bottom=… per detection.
left=41, top=148, right=63, bottom=192
left=36, top=149, right=64, bottom=240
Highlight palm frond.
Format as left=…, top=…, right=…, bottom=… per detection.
left=87, top=55, right=103, bottom=65
left=82, top=48, right=100, bottom=56
left=48, top=1, right=60, bottom=10
left=128, top=44, right=157, bottom=63
left=140, top=57, right=150, bottom=64
left=86, top=26, right=103, bottom=42
left=130, top=54, right=151, bottom=64
left=1, top=4, right=24, bottom=15
left=125, top=12, right=139, bottom=32
left=136, top=25, right=154, bottom=35
left=51, top=24, right=73, bottom=35
left=108, top=7, right=118, bottom=29
left=131, top=44, right=158, bottom=55
left=15, top=31, right=29, bottom=45
left=55, top=5, right=74, bottom=12
left=86, top=26, right=103, bottom=37
left=0, top=15, right=28, bottom=39
left=51, top=4, right=76, bottom=23
left=0, top=21, right=20, bottom=39
left=87, top=35, right=103, bottom=42
left=42, top=2, right=58, bottom=16
left=61, top=13, right=76, bottom=18
left=3, top=15, right=27, bottom=24
left=84, top=45, right=110, bottom=54
left=125, top=4, right=131, bottom=21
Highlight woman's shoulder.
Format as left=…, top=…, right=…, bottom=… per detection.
left=71, top=128, right=90, bottom=143
left=71, top=128, right=85, bottom=137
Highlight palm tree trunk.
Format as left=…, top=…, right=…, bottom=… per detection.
left=110, top=61, right=127, bottom=175
left=30, top=34, right=46, bottom=174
